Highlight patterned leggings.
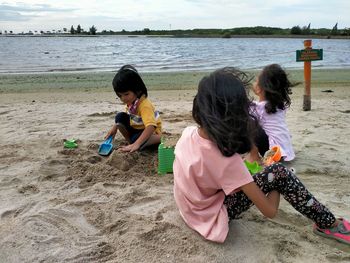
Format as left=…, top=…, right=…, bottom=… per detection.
left=224, top=163, right=336, bottom=229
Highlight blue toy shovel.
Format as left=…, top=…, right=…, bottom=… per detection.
left=98, top=136, right=114, bottom=156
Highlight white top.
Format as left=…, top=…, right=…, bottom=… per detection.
left=251, top=101, right=295, bottom=161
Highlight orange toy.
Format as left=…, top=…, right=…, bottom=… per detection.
left=263, top=145, right=282, bottom=166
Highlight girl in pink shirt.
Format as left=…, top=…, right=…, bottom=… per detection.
left=173, top=67, right=350, bottom=245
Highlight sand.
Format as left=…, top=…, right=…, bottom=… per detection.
left=0, top=70, right=350, bottom=262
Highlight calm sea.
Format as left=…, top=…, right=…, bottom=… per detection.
left=0, top=36, right=349, bottom=74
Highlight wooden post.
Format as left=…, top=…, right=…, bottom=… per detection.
left=303, top=40, right=312, bottom=111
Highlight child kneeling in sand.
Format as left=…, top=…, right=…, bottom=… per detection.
left=173, top=67, right=350, bottom=245
left=105, top=65, right=162, bottom=152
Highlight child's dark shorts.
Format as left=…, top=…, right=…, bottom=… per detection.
left=115, top=112, right=143, bottom=143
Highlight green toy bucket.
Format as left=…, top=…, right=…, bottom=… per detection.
left=158, top=140, right=175, bottom=175
left=244, top=160, right=263, bottom=175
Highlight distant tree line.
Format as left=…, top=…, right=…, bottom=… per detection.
left=1, top=23, right=349, bottom=37
left=98, top=24, right=349, bottom=38
left=69, top=24, right=97, bottom=35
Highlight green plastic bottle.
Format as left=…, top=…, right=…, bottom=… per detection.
left=157, top=138, right=175, bottom=175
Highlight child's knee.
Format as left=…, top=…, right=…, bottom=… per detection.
left=268, top=162, right=291, bottom=177
left=115, top=112, right=129, bottom=124
left=275, top=162, right=287, bottom=170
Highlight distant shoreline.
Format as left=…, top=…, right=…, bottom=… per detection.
left=1, top=34, right=349, bottom=40
left=1, top=65, right=350, bottom=76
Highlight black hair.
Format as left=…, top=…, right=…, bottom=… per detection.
left=192, top=67, right=257, bottom=157
left=258, top=64, right=293, bottom=114
left=112, top=65, right=148, bottom=98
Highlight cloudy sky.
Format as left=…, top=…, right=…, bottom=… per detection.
left=1, top=0, right=349, bottom=33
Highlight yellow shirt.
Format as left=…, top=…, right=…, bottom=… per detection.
left=126, top=96, right=162, bottom=134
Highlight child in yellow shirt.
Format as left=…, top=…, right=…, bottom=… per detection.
left=105, top=65, right=162, bottom=152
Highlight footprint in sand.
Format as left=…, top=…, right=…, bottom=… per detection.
left=86, top=155, right=102, bottom=164
left=274, top=239, right=301, bottom=260
left=87, top=143, right=99, bottom=151
left=58, top=148, right=78, bottom=156
left=101, top=219, right=129, bottom=235
left=18, top=184, right=39, bottom=194
left=38, top=158, right=71, bottom=181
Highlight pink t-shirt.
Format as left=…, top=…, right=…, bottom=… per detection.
left=252, top=101, right=295, bottom=161
left=173, top=126, right=253, bottom=243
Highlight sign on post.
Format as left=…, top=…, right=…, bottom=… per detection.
left=296, top=49, right=323, bottom=62
left=296, top=40, right=323, bottom=111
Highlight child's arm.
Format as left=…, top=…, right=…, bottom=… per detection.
left=120, top=99, right=161, bottom=152
left=104, top=124, right=118, bottom=139
left=119, top=125, right=156, bottom=152
left=240, top=182, right=280, bottom=218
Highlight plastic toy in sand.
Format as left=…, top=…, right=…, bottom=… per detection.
left=98, top=136, right=114, bottom=156
left=244, top=160, right=263, bottom=175
left=64, top=139, right=78, bottom=149
left=262, top=145, right=282, bottom=166
left=158, top=138, right=175, bottom=175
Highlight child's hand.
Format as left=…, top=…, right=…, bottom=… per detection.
left=104, top=124, right=118, bottom=139
left=262, top=146, right=281, bottom=166
left=119, top=143, right=140, bottom=153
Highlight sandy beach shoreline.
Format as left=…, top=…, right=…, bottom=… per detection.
left=1, top=68, right=350, bottom=93
left=1, top=69, right=350, bottom=262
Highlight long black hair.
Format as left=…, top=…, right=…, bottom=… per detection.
left=258, top=64, right=294, bottom=114
left=112, top=65, right=148, bottom=98
left=192, top=67, right=257, bottom=157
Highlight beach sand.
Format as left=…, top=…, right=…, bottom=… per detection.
left=0, top=70, right=350, bottom=262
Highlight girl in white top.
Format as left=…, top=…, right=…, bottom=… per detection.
left=249, top=64, right=295, bottom=162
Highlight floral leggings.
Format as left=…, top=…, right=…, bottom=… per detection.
left=224, top=163, right=336, bottom=229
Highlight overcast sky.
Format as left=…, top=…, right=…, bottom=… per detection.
left=1, top=0, right=349, bottom=33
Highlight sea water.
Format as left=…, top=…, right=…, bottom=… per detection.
left=0, top=35, right=349, bottom=74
